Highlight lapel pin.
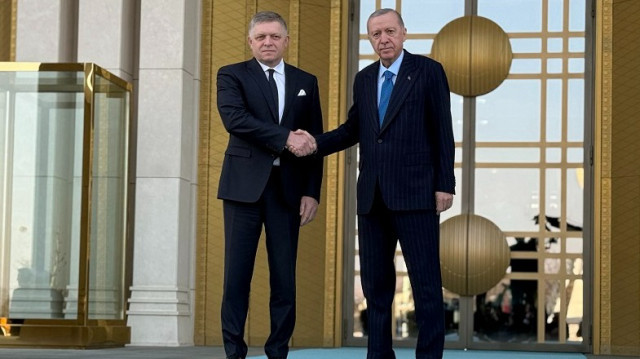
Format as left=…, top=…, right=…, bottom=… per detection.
left=407, top=76, right=411, bottom=81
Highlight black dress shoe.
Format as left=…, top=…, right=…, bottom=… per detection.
left=227, top=355, right=245, bottom=359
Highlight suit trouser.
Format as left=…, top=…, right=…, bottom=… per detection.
left=358, top=189, right=444, bottom=359
left=221, top=167, right=300, bottom=358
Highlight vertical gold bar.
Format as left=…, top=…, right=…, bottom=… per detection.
left=78, top=63, right=96, bottom=326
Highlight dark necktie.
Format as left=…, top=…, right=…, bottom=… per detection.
left=378, top=70, right=394, bottom=127
left=267, top=69, right=279, bottom=116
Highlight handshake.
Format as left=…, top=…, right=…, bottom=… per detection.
left=286, top=129, right=317, bottom=157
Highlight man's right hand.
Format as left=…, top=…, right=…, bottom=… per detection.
left=286, top=129, right=316, bottom=157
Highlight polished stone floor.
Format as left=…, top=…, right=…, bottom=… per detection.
left=0, top=346, right=620, bottom=359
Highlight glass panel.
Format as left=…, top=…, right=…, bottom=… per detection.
left=443, top=289, right=460, bottom=341
left=451, top=94, right=463, bottom=143
left=568, top=58, right=584, bottom=73
left=546, top=148, right=561, bottom=163
left=510, top=38, right=541, bottom=53
left=509, top=59, right=541, bottom=74
left=567, top=148, right=583, bottom=163
left=567, top=237, right=583, bottom=253
left=87, top=73, right=129, bottom=320
left=544, top=279, right=561, bottom=341
left=567, top=79, right=584, bottom=141
left=476, top=148, right=540, bottom=163
left=566, top=274, right=584, bottom=342
left=569, top=0, right=586, bottom=31
left=546, top=169, right=562, bottom=222
left=547, top=38, right=563, bottom=53
left=566, top=168, right=584, bottom=228
left=547, top=58, right=563, bottom=74
left=478, top=0, right=542, bottom=32
left=548, top=0, right=564, bottom=32
left=546, top=79, right=562, bottom=142
left=476, top=80, right=541, bottom=142
left=475, top=169, right=539, bottom=232
left=569, top=37, right=585, bottom=52
left=1, top=71, right=84, bottom=320
left=400, top=0, right=465, bottom=33
left=359, top=39, right=374, bottom=55
left=404, top=39, right=432, bottom=55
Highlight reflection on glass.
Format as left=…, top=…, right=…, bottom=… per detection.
left=1, top=71, right=84, bottom=320
left=474, top=279, right=537, bottom=343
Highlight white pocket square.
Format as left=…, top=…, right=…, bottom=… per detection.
left=297, top=89, right=306, bottom=96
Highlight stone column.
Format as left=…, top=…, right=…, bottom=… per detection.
left=15, top=0, right=76, bottom=62
left=126, top=0, right=200, bottom=346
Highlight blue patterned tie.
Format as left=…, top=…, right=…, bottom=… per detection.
left=378, top=70, right=394, bottom=126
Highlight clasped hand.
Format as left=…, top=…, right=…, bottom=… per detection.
left=286, top=129, right=316, bottom=157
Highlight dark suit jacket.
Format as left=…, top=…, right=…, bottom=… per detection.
left=316, top=50, right=455, bottom=214
left=217, top=58, right=323, bottom=208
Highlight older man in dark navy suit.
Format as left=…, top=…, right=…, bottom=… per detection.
left=295, top=8, right=455, bottom=359
left=216, top=11, right=323, bottom=359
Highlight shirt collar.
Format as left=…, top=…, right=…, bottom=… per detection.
left=257, top=59, right=285, bottom=75
left=378, top=50, right=404, bottom=79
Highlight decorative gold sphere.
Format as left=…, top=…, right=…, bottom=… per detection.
left=431, top=15, right=513, bottom=97
left=440, top=214, right=510, bottom=296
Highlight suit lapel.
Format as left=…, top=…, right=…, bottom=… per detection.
left=247, top=59, right=279, bottom=123
left=362, top=63, right=380, bottom=131
left=280, top=64, right=297, bottom=126
left=380, top=51, right=419, bottom=133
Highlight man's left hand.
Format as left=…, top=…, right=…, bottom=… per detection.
left=300, top=196, right=319, bottom=226
left=435, top=191, right=453, bottom=215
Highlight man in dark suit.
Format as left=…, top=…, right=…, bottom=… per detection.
left=295, top=8, right=455, bottom=359
left=216, top=11, right=323, bottom=359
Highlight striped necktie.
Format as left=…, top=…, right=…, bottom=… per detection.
left=378, top=70, right=394, bottom=126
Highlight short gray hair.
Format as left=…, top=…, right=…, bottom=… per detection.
left=249, top=11, right=288, bottom=35
left=368, top=8, right=405, bottom=27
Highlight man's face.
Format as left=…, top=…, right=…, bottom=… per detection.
left=367, top=12, right=407, bottom=67
left=248, top=21, right=289, bottom=67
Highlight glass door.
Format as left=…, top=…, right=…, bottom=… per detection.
left=345, top=0, right=591, bottom=352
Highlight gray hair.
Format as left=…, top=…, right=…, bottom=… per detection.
left=249, top=11, right=288, bottom=35
left=368, top=8, right=405, bottom=27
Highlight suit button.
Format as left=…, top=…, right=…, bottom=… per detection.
left=377, top=139, right=383, bottom=144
